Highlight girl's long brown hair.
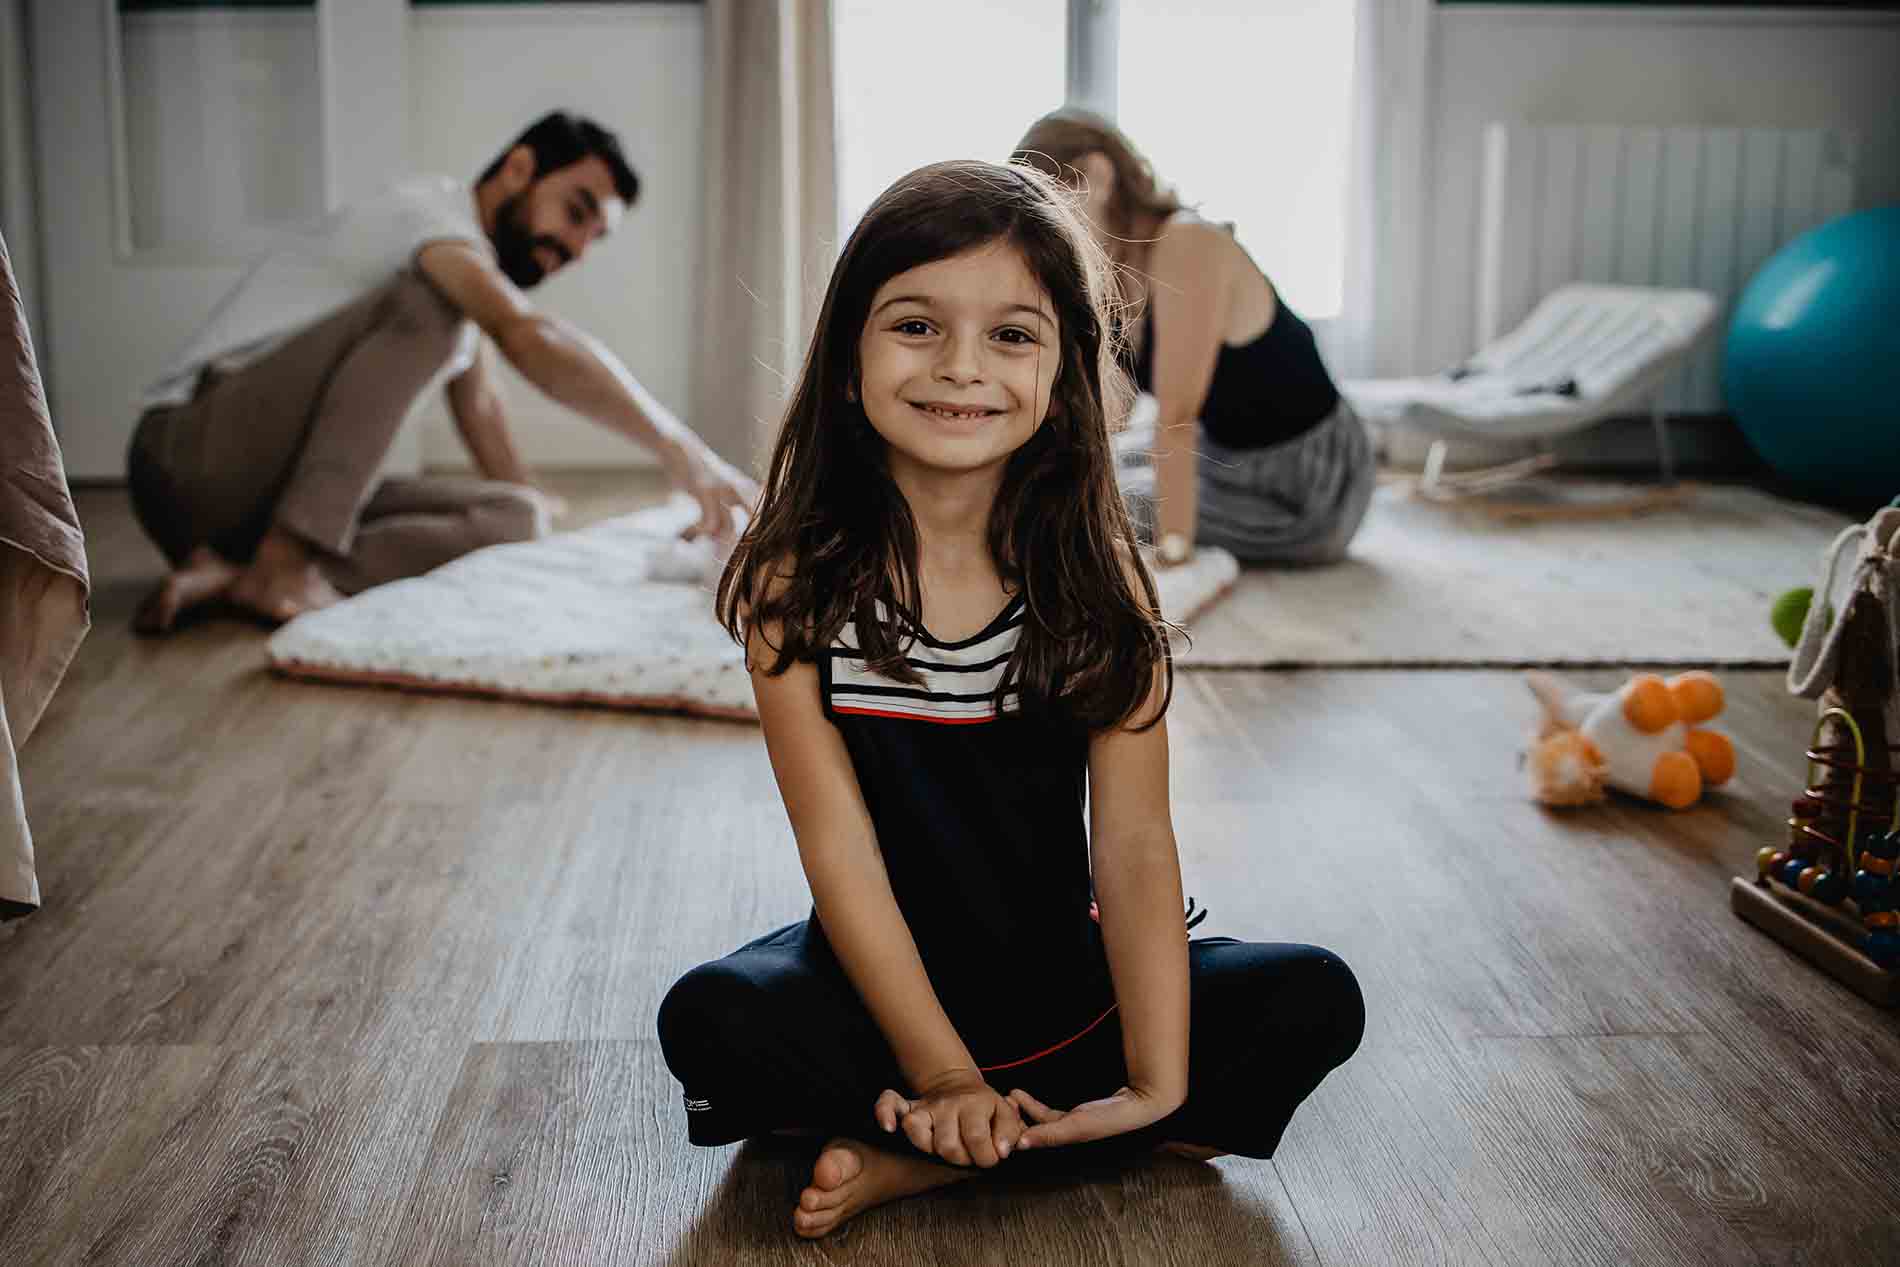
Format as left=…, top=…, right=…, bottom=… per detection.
left=715, top=159, right=1172, bottom=732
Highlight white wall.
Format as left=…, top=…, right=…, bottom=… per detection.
left=1420, top=5, right=1900, bottom=377
left=31, top=0, right=263, bottom=478
left=410, top=3, right=702, bottom=469
left=120, top=9, right=325, bottom=254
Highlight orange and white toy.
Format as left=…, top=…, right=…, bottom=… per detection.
left=1525, top=670, right=1736, bottom=810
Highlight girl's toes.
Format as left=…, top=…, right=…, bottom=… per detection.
left=799, top=1184, right=848, bottom=1212
left=812, top=1144, right=862, bottom=1190
left=792, top=1206, right=837, bottom=1238
left=807, top=1183, right=848, bottom=1210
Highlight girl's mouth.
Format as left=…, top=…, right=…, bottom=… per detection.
left=911, top=402, right=1004, bottom=422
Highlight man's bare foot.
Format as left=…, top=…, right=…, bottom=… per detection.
left=228, top=530, right=343, bottom=625
left=792, top=1137, right=973, bottom=1240
left=1160, top=1142, right=1228, bottom=1162
left=133, top=546, right=240, bottom=635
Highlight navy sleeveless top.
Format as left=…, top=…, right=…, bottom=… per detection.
left=814, top=594, right=1117, bottom=1071
left=1130, top=286, right=1341, bottom=450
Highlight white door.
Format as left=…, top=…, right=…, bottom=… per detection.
left=30, top=0, right=407, bottom=480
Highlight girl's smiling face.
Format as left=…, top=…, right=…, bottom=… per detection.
left=855, top=240, right=1061, bottom=480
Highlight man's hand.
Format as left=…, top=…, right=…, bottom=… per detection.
left=1007, top=1083, right=1182, bottom=1151
left=873, top=1069, right=1024, bottom=1169
left=667, top=442, right=758, bottom=542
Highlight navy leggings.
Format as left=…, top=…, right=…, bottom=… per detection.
left=656, top=919, right=1365, bottom=1175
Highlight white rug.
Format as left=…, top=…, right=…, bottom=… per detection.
left=1176, top=481, right=1851, bottom=668
left=269, top=500, right=1239, bottom=720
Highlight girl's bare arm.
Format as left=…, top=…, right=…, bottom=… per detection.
left=1086, top=661, right=1191, bottom=1108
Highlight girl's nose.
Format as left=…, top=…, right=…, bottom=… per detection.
left=934, top=331, right=983, bottom=383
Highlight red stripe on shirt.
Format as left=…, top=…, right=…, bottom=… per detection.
left=831, top=705, right=997, bottom=725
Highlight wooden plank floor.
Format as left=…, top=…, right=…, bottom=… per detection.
left=3, top=480, right=1896, bottom=1266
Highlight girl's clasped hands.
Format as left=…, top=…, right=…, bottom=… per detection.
left=874, top=1070, right=1182, bottom=1168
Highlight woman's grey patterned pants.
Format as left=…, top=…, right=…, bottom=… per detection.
left=1117, top=396, right=1376, bottom=566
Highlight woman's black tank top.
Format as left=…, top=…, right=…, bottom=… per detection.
left=1130, top=283, right=1341, bottom=450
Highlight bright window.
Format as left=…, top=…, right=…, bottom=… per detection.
left=832, top=1, right=1067, bottom=246
left=1117, top=0, right=1355, bottom=319
left=832, top=1, right=1354, bottom=318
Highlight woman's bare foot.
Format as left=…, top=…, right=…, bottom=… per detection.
left=228, top=530, right=343, bottom=625
left=133, top=546, right=240, bottom=635
left=792, top=1137, right=973, bottom=1240
left=1159, top=1142, right=1228, bottom=1162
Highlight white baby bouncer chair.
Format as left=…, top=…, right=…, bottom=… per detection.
left=1344, top=283, right=1718, bottom=516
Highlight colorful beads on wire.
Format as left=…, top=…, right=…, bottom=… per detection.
left=1768, top=706, right=1900, bottom=969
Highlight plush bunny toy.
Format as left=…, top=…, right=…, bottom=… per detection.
left=1525, top=670, right=1736, bottom=810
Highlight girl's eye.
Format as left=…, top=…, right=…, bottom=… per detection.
left=995, top=327, right=1037, bottom=345
left=568, top=203, right=585, bottom=226
left=893, top=319, right=933, bottom=336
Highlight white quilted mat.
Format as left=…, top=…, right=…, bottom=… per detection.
left=269, top=499, right=1239, bottom=720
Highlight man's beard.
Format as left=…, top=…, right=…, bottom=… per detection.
left=489, top=193, right=570, bottom=289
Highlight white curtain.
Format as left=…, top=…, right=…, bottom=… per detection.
left=1334, top=0, right=1434, bottom=382
left=692, top=0, right=839, bottom=472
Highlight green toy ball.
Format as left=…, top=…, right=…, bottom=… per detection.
left=1772, top=587, right=1831, bottom=649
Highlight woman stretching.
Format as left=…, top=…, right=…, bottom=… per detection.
left=1017, top=109, right=1376, bottom=568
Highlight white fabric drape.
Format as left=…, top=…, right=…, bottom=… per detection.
left=692, top=0, right=838, bottom=472
left=1334, top=0, right=1434, bottom=381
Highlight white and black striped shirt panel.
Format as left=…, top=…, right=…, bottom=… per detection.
left=822, top=599, right=1025, bottom=725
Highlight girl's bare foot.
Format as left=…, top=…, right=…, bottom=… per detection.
left=133, top=546, right=239, bottom=635
left=792, top=1136, right=973, bottom=1240
left=228, top=531, right=343, bottom=625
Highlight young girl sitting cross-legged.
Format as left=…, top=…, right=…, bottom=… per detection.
left=657, top=158, right=1365, bottom=1240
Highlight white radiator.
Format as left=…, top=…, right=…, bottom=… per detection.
left=1477, top=123, right=1860, bottom=414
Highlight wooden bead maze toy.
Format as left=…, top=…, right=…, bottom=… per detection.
left=1731, top=582, right=1900, bottom=1006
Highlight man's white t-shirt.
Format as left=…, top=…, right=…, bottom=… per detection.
left=142, top=175, right=492, bottom=410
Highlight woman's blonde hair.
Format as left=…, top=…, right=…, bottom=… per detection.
left=1013, top=108, right=1184, bottom=253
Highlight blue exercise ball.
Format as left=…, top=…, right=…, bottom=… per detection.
left=1724, top=206, right=1900, bottom=504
